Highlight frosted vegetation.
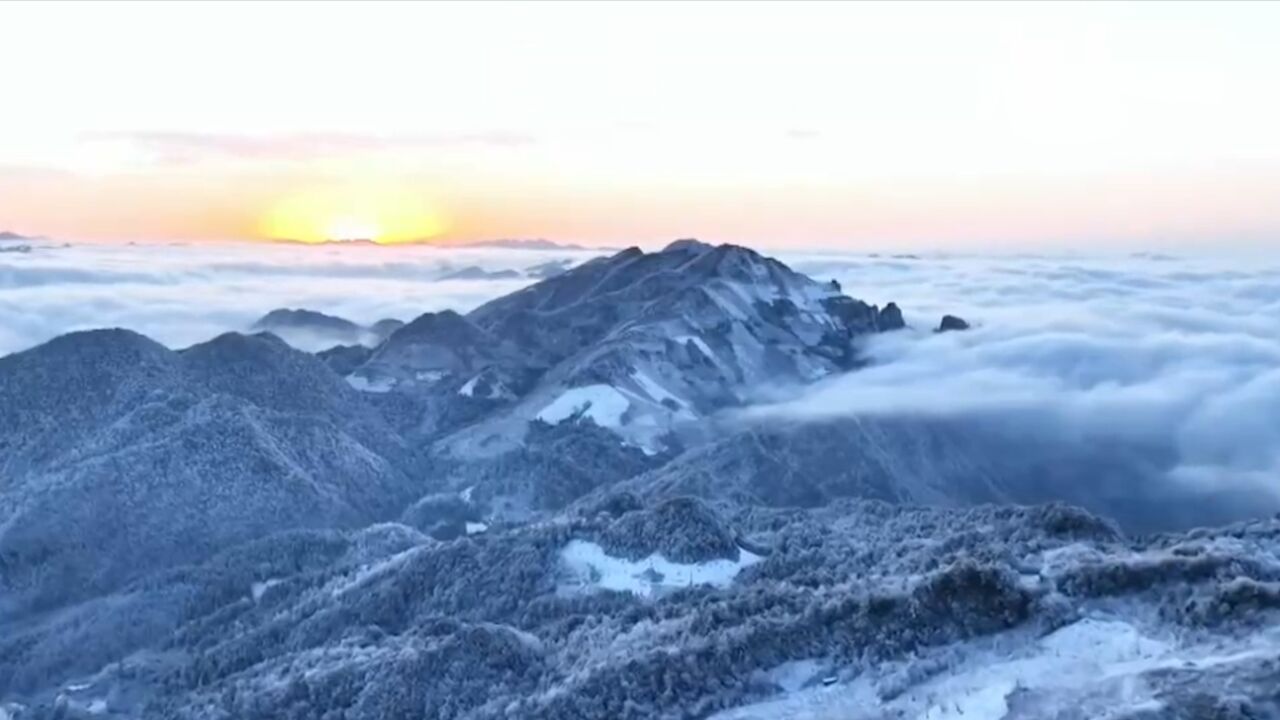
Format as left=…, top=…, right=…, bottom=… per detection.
left=0, top=240, right=1276, bottom=718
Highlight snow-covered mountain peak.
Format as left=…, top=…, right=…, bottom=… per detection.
left=662, top=237, right=714, bottom=254
left=422, top=241, right=908, bottom=456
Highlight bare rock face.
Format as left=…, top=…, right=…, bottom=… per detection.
left=938, top=314, right=971, bottom=332
left=878, top=301, right=906, bottom=331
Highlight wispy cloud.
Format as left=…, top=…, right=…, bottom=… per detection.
left=0, top=164, right=73, bottom=182
left=84, top=130, right=538, bottom=165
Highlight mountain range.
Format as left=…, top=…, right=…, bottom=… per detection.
left=251, top=308, right=405, bottom=349
left=432, top=238, right=598, bottom=251
left=0, top=240, right=1275, bottom=719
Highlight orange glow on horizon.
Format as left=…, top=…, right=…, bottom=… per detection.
left=258, top=184, right=448, bottom=244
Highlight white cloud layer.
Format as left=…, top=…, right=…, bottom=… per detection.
left=2, top=239, right=1277, bottom=505
left=0, top=240, right=601, bottom=354
left=763, top=250, right=1280, bottom=500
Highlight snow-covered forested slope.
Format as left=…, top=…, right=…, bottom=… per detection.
left=1, top=242, right=1277, bottom=719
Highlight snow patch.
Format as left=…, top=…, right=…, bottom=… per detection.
left=330, top=546, right=424, bottom=598
left=345, top=374, right=394, bottom=393
left=710, top=617, right=1207, bottom=720
left=767, top=659, right=826, bottom=693
left=913, top=618, right=1174, bottom=720
left=459, top=375, right=480, bottom=397
left=559, top=539, right=762, bottom=598
left=702, top=285, right=751, bottom=321
left=675, top=334, right=724, bottom=378
left=631, top=370, right=686, bottom=408
left=250, top=578, right=283, bottom=602
left=721, top=280, right=764, bottom=311
left=536, top=385, right=631, bottom=428
left=626, top=440, right=662, bottom=457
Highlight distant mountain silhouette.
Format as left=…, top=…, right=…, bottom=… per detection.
left=437, top=238, right=589, bottom=251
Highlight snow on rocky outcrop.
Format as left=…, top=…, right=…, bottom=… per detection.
left=535, top=384, right=631, bottom=427
left=423, top=240, right=909, bottom=456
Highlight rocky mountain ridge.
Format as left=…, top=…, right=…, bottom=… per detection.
left=349, top=240, right=917, bottom=456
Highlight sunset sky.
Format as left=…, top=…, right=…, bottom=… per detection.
left=2, top=1, right=1278, bottom=250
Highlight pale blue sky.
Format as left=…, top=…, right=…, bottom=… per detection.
left=1, top=1, right=1278, bottom=250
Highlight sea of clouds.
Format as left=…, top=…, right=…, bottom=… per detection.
left=2, top=237, right=1277, bottom=505
left=0, top=239, right=600, bottom=354
left=767, top=250, right=1280, bottom=504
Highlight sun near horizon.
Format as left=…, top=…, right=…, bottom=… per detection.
left=2, top=2, right=1279, bottom=252
left=257, top=185, right=450, bottom=245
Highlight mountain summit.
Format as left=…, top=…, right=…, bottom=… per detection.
left=345, top=241, right=908, bottom=455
